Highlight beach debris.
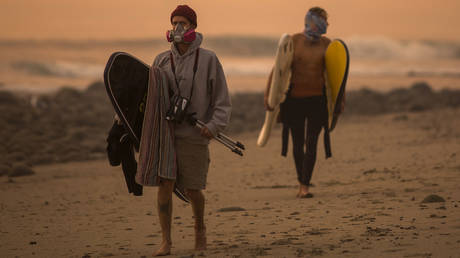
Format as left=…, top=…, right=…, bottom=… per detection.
left=421, top=194, right=445, bottom=203
left=364, top=227, right=392, bottom=237
left=217, top=206, right=246, bottom=212
left=429, top=214, right=447, bottom=219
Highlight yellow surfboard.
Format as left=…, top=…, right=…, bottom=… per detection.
left=325, top=39, right=350, bottom=131
left=257, top=34, right=294, bottom=147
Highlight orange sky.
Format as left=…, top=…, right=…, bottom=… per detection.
left=1, top=0, right=459, bottom=41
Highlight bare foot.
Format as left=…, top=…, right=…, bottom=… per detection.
left=299, top=192, right=314, bottom=198
left=297, top=184, right=310, bottom=198
left=153, top=240, right=171, bottom=256
left=195, top=228, right=207, bottom=251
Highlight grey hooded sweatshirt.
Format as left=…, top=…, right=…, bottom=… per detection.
left=153, top=33, right=231, bottom=145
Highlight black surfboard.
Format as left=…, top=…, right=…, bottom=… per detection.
left=104, top=52, right=189, bottom=203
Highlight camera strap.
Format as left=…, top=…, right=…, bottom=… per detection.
left=169, top=49, right=200, bottom=100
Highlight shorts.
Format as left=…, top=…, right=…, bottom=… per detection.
left=175, top=139, right=210, bottom=190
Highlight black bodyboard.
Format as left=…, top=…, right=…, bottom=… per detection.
left=104, top=52, right=148, bottom=149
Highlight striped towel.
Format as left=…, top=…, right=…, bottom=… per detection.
left=135, top=66, right=177, bottom=186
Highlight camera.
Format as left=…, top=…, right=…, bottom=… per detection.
left=166, top=94, right=190, bottom=123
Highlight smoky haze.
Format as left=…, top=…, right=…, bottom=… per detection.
left=1, top=0, right=459, bottom=41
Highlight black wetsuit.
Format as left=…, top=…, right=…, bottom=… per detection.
left=280, top=94, right=328, bottom=186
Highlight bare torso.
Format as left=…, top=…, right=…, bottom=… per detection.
left=290, top=33, right=330, bottom=98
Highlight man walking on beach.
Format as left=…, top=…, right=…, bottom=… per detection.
left=264, top=7, right=342, bottom=198
left=143, top=5, right=231, bottom=256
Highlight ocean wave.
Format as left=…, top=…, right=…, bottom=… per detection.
left=346, top=36, right=460, bottom=60
left=7, top=35, right=460, bottom=80
left=221, top=60, right=272, bottom=76
left=4, top=36, right=459, bottom=60
left=208, top=36, right=460, bottom=60
left=222, top=58, right=460, bottom=78
left=9, top=58, right=460, bottom=80
left=350, top=64, right=460, bottom=77
left=11, top=61, right=103, bottom=78
left=210, top=36, right=460, bottom=60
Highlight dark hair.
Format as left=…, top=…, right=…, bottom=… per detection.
left=309, top=7, right=328, bottom=20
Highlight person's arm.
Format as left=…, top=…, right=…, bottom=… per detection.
left=264, top=68, right=274, bottom=111
left=202, top=55, right=232, bottom=138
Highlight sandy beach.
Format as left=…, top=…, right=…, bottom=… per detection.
left=1, top=106, right=459, bottom=257
left=2, top=1, right=460, bottom=257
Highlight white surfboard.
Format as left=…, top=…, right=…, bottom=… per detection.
left=257, top=34, right=294, bottom=147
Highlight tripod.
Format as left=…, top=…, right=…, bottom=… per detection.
left=187, top=117, right=245, bottom=156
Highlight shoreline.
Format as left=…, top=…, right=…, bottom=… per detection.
left=6, top=78, right=460, bottom=97
left=2, top=74, right=460, bottom=96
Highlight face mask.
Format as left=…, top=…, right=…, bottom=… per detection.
left=303, top=11, right=328, bottom=41
left=166, top=23, right=196, bottom=43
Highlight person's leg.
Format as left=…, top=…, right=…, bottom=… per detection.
left=175, top=140, right=209, bottom=251
left=302, top=119, right=322, bottom=187
left=153, top=178, right=175, bottom=256
left=186, top=189, right=206, bottom=250
left=290, top=125, right=305, bottom=183
left=290, top=124, right=309, bottom=197
left=300, top=96, right=326, bottom=195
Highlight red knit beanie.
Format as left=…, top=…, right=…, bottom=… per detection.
left=170, top=5, right=197, bottom=27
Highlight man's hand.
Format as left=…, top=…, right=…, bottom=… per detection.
left=114, top=114, right=122, bottom=125
left=200, top=126, right=214, bottom=139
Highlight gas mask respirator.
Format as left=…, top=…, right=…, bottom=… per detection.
left=166, top=23, right=196, bottom=43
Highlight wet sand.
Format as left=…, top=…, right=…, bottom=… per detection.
left=1, top=107, right=459, bottom=257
